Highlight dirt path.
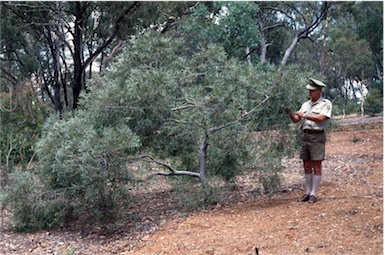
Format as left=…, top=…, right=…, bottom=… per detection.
left=0, top=122, right=383, bottom=255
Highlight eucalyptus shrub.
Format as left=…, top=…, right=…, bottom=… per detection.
left=101, top=35, right=264, bottom=188
left=3, top=95, right=141, bottom=230
left=97, top=33, right=310, bottom=190
left=35, top=108, right=140, bottom=225
left=1, top=171, right=67, bottom=231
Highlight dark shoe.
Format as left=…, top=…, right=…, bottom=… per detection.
left=308, top=195, right=317, bottom=203
left=297, top=194, right=310, bottom=202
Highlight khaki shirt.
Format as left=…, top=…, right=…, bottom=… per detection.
left=298, top=97, right=332, bottom=131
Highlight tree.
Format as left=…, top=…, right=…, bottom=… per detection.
left=279, top=1, right=329, bottom=65
left=1, top=1, right=196, bottom=111
left=322, top=3, right=377, bottom=116
left=253, top=2, right=287, bottom=64
left=97, top=34, right=260, bottom=189
left=347, top=1, right=383, bottom=79
left=0, top=2, right=199, bottom=184
left=92, top=33, right=310, bottom=190
left=70, top=1, right=142, bottom=109
left=213, top=2, right=260, bottom=62
left=177, top=2, right=261, bottom=62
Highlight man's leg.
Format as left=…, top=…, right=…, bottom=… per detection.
left=298, top=160, right=313, bottom=202
left=304, top=160, right=313, bottom=195
left=309, top=160, right=322, bottom=202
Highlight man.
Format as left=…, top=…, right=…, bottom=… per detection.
left=286, top=78, right=332, bottom=203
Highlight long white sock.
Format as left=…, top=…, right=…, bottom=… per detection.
left=310, top=175, right=322, bottom=196
left=305, top=174, right=313, bottom=195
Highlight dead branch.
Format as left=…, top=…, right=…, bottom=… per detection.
left=209, top=95, right=270, bottom=134
left=171, top=104, right=196, bottom=111
left=138, top=155, right=200, bottom=179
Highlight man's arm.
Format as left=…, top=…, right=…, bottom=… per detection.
left=297, top=112, right=327, bottom=122
left=285, top=108, right=302, bottom=123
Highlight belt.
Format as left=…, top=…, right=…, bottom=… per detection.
left=303, top=129, right=324, bottom=134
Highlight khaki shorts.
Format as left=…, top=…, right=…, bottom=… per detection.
left=300, top=131, right=326, bottom=161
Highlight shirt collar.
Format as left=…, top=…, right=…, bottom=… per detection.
left=310, top=96, right=324, bottom=105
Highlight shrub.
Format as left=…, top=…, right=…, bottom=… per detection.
left=365, top=79, right=383, bottom=116
left=171, top=178, right=221, bottom=210
left=1, top=171, right=67, bottom=231
left=0, top=82, right=48, bottom=190
left=35, top=110, right=140, bottom=225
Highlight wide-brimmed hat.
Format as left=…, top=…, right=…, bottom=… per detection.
left=306, top=78, right=326, bottom=90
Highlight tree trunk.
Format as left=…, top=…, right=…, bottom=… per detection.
left=260, top=40, right=269, bottom=64
left=360, top=98, right=365, bottom=117
left=199, top=131, right=209, bottom=189
left=256, top=14, right=268, bottom=64
left=320, top=16, right=331, bottom=76
left=245, top=47, right=252, bottom=65
left=53, top=38, right=62, bottom=116
left=101, top=40, right=125, bottom=73
left=281, top=35, right=299, bottom=65
left=374, top=57, right=382, bottom=79
left=72, top=2, right=86, bottom=110
left=45, top=23, right=63, bottom=115
left=72, top=1, right=140, bottom=109
left=281, top=2, right=328, bottom=66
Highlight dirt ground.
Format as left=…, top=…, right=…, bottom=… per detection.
left=0, top=117, right=383, bottom=255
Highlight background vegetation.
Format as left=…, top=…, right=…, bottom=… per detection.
left=0, top=1, right=382, bottom=231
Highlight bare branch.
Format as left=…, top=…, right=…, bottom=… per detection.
left=263, top=23, right=286, bottom=32
left=83, top=2, right=140, bottom=71
left=209, top=95, right=270, bottom=134
left=101, top=40, right=126, bottom=71
left=171, top=104, right=196, bottom=111
left=166, top=118, right=194, bottom=125
left=138, top=155, right=200, bottom=179
left=0, top=66, right=19, bottom=85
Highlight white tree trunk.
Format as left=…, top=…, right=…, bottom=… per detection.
left=281, top=35, right=299, bottom=65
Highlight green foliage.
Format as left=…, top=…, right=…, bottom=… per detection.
left=348, top=2, right=383, bottom=69
left=102, top=34, right=259, bottom=181
left=3, top=32, right=316, bottom=230
left=35, top=109, right=140, bottom=225
left=178, top=3, right=218, bottom=50
left=328, top=28, right=375, bottom=80
left=0, top=110, right=40, bottom=166
left=250, top=65, right=312, bottom=130
left=0, top=13, right=39, bottom=78
left=255, top=134, right=287, bottom=194
left=258, top=164, right=282, bottom=194
left=2, top=103, right=141, bottom=230
left=172, top=179, right=221, bottom=210
left=331, top=97, right=360, bottom=116
left=1, top=171, right=67, bottom=231
left=0, top=82, right=48, bottom=175
left=179, top=2, right=260, bottom=61
left=100, top=33, right=310, bottom=186
left=100, top=33, right=313, bottom=184
left=208, top=128, right=254, bottom=181
left=365, top=80, right=383, bottom=116
left=214, top=2, right=260, bottom=61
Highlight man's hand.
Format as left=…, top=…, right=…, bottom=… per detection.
left=284, top=108, right=293, bottom=115
left=297, top=112, right=305, bottom=119
left=285, top=108, right=301, bottom=123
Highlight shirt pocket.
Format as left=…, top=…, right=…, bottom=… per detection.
left=311, top=106, right=323, bottom=114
